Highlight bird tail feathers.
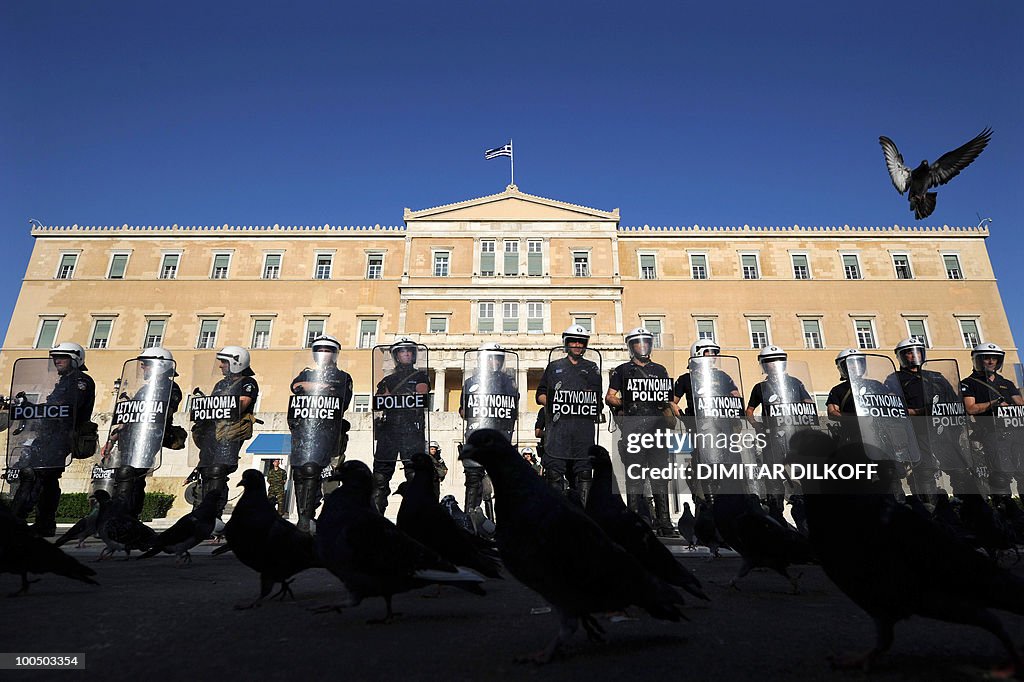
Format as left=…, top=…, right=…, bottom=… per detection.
left=912, top=192, right=937, bottom=220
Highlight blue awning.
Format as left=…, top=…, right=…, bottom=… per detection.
left=246, top=433, right=291, bottom=455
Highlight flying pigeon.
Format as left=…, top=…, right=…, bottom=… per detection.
left=879, top=128, right=992, bottom=219
left=1, top=499, right=99, bottom=596
left=138, top=492, right=222, bottom=565
left=93, top=490, right=157, bottom=561
left=315, top=461, right=486, bottom=623
left=460, top=430, right=687, bottom=663
left=223, top=469, right=318, bottom=609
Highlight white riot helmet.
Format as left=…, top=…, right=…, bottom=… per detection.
left=894, top=337, right=926, bottom=370
left=137, top=346, right=177, bottom=376
left=758, top=345, right=787, bottom=372
left=689, top=338, right=721, bottom=359
left=50, top=342, right=87, bottom=371
left=521, top=446, right=535, bottom=456
left=625, top=327, right=654, bottom=362
left=310, top=334, right=341, bottom=367
left=835, top=348, right=865, bottom=380
left=216, top=346, right=253, bottom=376
left=971, top=342, right=1005, bottom=373
left=478, top=342, right=506, bottom=371
left=390, top=338, right=418, bottom=366
left=562, top=324, right=590, bottom=357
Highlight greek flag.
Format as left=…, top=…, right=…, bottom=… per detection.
left=484, top=143, right=512, bottom=160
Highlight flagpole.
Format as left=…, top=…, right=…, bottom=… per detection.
left=509, top=139, right=514, bottom=187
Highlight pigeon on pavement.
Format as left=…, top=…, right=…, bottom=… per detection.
left=138, top=491, right=221, bottom=565
left=676, top=502, right=696, bottom=548
left=1, top=500, right=98, bottom=596
left=93, top=490, right=157, bottom=561
left=54, top=497, right=99, bottom=549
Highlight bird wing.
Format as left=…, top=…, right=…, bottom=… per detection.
left=879, top=136, right=911, bottom=194
left=928, top=127, right=992, bottom=188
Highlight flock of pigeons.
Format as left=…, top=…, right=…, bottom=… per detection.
left=4, top=428, right=1024, bottom=673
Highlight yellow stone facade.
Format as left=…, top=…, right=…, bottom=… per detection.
left=1, top=186, right=1018, bottom=504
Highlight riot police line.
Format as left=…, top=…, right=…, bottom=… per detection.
left=2, top=329, right=1021, bottom=538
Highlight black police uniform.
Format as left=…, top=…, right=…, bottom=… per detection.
left=961, top=369, right=1023, bottom=496
left=673, top=369, right=738, bottom=500
left=826, top=377, right=905, bottom=493
left=372, top=365, right=430, bottom=513
left=289, top=365, right=352, bottom=530
left=461, top=370, right=518, bottom=512
left=747, top=374, right=812, bottom=519
left=12, top=368, right=96, bottom=534
left=197, top=372, right=259, bottom=514
left=536, top=355, right=601, bottom=502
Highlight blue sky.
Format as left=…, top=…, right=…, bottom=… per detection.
left=2, top=2, right=1021, bottom=350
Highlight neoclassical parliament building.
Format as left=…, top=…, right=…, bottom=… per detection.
left=1, top=185, right=1019, bottom=507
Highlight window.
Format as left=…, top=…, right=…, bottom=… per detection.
left=353, top=395, right=371, bottom=413
left=144, top=319, right=166, bottom=347
left=892, top=254, right=912, bottom=280
left=160, top=254, right=179, bottom=280
left=197, top=319, right=219, bottom=349
left=35, top=319, right=61, bottom=349
left=643, top=319, right=664, bottom=348
left=433, top=252, right=450, bottom=277
left=959, top=319, right=981, bottom=348
left=56, top=253, right=77, bottom=279
left=842, top=254, right=862, bottom=280
left=690, top=254, right=708, bottom=280
left=906, top=319, right=930, bottom=347
left=478, top=303, right=495, bottom=333
left=366, top=253, right=384, bottom=280
left=90, top=319, right=113, bottom=349
left=251, top=319, right=272, bottom=349
left=503, top=302, right=520, bottom=333
left=314, top=254, right=333, bottom=280
left=479, top=241, right=496, bottom=276
left=639, top=254, right=657, bottom=280
left=263, top=254, right=282, bottom=280
left=357, top=319, right=377, bottom=349
left=802, top=319, right=823, bottom=349
left=741, top=254, right=759, bottom=280
left=304, top=319, right=326, bottom=348
left=573, top=251, right=590, bottom=277
left=574, top=317, right=593, bottom=333
left=791, top=254, right=810, bottom=280
left=696, top=319, right=716, bottom=341
left=527, top=302, right=544, bottom=332
left=748, top=319, right=769, bottom=349
left=504, top=241, right=519, bottom=276
left=855, top=319, right=876, bottom=349
left=108, top=254, right=129, bottom=279
left=527, top=240, right=543, bottom=276
left=428, top=317, right=448, bottom=334
left=211, top=254, right=231, bottom=280
left=944, top=254, right=963, bottom=280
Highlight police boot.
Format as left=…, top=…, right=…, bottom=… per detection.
left=372, top=473, right=391, bottom=514
left=295, top=465, right=322, bottom=534
left=626, top=493, right=645, bottom=515
left=202, top=466, right=230, bottom=516
left=32, top=473, right=61, bottom=537
left=575, top=469, right=593, bottom=508
left=544, top=469, right=566, bottom=495
left=653, top=494, right=679, bottom=538
left=465, top=467, right=484, bottom=511
left=113, top=467, right=140, bottom=518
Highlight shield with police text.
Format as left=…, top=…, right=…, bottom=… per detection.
left=689, top=354, right=747, bottom=471
left=5, top=358, right=77, bottom=482
left=543, top=347, right=602, bottom=460
left=919, top=359, right=974, bottom=474
left=187, top=354, right=243, bottom=466
left=288, top=353, right=352, bottom=469
left=990, top=362, right=1024, bottom=474
left=849, top=354, right=918, bottom=464
left=372, top=342, right=431, bottom=464
left=103, top=358, right=176, bottom=472
left=757, top=359, right=818, bottom=466
left=462, top=348, right=519, bottom=445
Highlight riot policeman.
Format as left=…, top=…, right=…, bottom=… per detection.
left=372, top=338, right=430, bottom=513
left=961, top=343, right=1024, bottom=498
left=289, top=335, right=352, bottom=532
left=191, top=346, right=259, bottom=515
left=606, top=327, right=680, bottom=537
left=460, top=343, right=518, bottom=513
left=11, top=342, right=96, bottom=536
left=537, top=325, right=602, bottom=505
left=105, top=347, right=182, bottom=518
left=427, top=441, right=448, bottom=501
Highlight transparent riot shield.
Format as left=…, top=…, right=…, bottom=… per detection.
left=102, top=358, right=176, bottom=473
left=991, top=362, right=1024, bottom=475
left=542, top=346, right=602, bottom=460
left=919, top=359, right=974, bottom=475
left=849, top=354, right=918, bottom=464
left=372, top=342, right=431, bottom=465
left=5, top=357, right=77, bottom=482
left=462, top=348, right=519, bottom=445
left=187, top=354, right=242, bottom=467
left=689, top=354, right=747, bottom=465
left=757, top=359, right=819, bottom=465
left=288, top=352, right=352, bottom=470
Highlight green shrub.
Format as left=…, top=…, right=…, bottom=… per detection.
left=52, top=491, right=177, bottom=522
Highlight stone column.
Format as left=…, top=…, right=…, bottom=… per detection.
left=433, top=366, right=447, bottom=411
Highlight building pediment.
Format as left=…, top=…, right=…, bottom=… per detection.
left=404, top=185, right=619, bottom=223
